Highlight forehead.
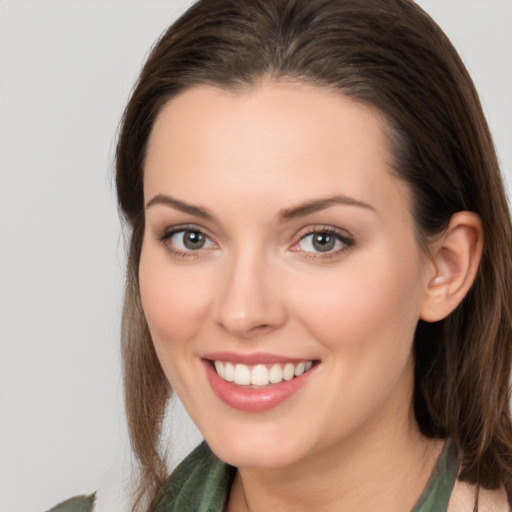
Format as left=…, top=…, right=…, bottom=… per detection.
left=143, top=81, right=407, bottom=216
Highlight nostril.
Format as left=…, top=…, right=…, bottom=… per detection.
left=216, top=318, right=273, bottom=338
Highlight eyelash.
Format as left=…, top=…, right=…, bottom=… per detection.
left=291, top=227, right=355, bottom=260
left=157, top=225, right=216, bottom=260
left=156, top=225, right=355, bottom=260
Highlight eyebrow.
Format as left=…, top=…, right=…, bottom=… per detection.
left=145, top=193, right=375, bottom=222
left=145, top=194, right=214, bottom=220
left=278, top=195, right=376, bottom=221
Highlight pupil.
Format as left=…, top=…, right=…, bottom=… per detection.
left=183, top=231, right=205, bottom=250
left=313, top=233, right=335, bottom=252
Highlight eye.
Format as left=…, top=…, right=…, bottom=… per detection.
left=160, top=228, right=215, bottom=253
left=300, top=232, right=338, bottom=252
left=292, top=228, right=354, bottom=256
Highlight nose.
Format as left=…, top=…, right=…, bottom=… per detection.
left=214, top=250, right=287, bottom=339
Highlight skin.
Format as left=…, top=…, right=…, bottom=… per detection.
left=139, top=81, right=484, bottom=511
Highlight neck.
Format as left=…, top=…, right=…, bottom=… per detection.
left=228, top=410, right=443, bottom=512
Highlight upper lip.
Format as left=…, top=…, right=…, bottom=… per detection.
left=202, top=351, right=315, bottom=365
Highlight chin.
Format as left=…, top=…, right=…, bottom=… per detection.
left=204, top=427, right=309, bottom=469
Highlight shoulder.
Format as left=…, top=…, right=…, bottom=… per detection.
left=448, top=479, right=510, bottom=512
left=46, top=493, right=96, bottom=512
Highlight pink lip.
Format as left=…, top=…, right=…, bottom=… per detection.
left=202, top=351, right=310, bottom=365
left=201, top=357, right=317, bottom=412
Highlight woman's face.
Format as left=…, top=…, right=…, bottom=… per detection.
left=139, top=82, right=434, bottom=469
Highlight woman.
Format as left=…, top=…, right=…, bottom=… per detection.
left=50, top=0, right=512, bottom=510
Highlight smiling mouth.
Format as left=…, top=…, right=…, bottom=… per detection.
left=211, top=360, right=314, bottom=387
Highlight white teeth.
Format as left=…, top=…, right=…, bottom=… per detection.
left=251, top=364, right=270, bottom=386
left=283, top=363, right=295, bottom=381
left=234, top=364, right=251, bottom=385
left=213, top=360, right=314, bottom=386
left=294, top=361, right=305, bottom=376
left=269, top=363, right=283, bottom=384
left=214, top=360, right=225, bottom=379
left=225, top=362, right=235, bottom=382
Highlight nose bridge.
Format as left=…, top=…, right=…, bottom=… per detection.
left=215, top=243, right=286, bottom=337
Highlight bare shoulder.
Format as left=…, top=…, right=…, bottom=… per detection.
left=448, top=478, right=510, bottom=512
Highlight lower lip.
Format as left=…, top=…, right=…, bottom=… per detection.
left=202, top=360, right=315, bottom=412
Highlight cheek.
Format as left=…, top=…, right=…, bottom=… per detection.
left=284, top=252, right=424, bottom=435
left=290, top=249, right=424, bottom=361
left=138, top=243, right=213, bottom=353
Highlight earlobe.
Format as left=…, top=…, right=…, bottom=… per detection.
left=420, top=211, right=483, bottom=323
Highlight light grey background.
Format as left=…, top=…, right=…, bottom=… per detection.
left=1, top=1, right=511, bottom=511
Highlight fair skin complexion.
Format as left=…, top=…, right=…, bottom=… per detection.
left=139, top=81, right=490, bottom=511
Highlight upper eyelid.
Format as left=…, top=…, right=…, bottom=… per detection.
left=158, top=223, right=213, bottom=239
left=293, top=224, right=354, bottom=241
left=297, top=231, right=353, bottom=248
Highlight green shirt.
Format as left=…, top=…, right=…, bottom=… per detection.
left=48, top=439, right=458, bottom=512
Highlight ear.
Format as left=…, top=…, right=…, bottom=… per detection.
left=420, top=211, right=483, bottom=323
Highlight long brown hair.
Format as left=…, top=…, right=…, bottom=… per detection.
left=115, top=0, right=512, bottom=509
